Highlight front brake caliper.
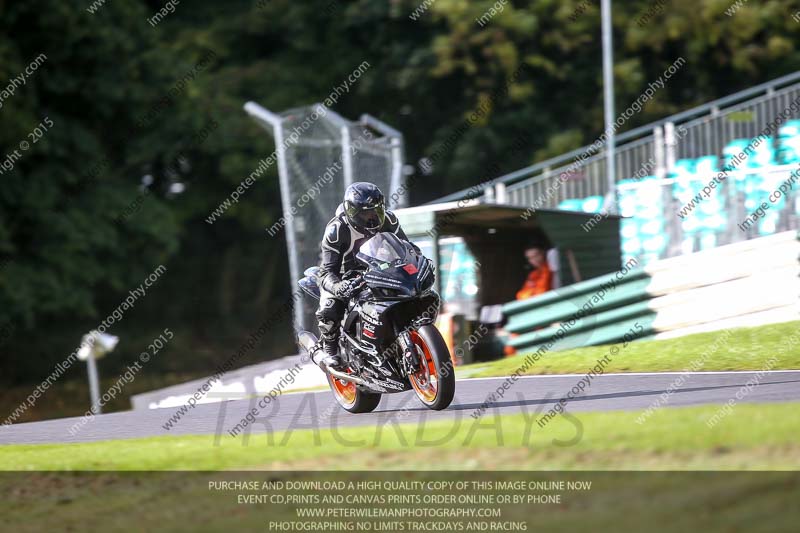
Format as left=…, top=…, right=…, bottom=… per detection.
left=397, top=331, right=420, bottom=375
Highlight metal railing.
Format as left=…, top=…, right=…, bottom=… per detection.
left=434, top=70, right=800, bottom=208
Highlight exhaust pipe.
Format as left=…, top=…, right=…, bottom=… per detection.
left=300, top=330, right=382, bottom=390
left=325, top=365, right=372, bottom=387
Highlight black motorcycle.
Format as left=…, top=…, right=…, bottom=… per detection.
left=296, top=232, right=455, bottom=413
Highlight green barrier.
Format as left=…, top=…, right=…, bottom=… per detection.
left=510, top=314, right=657, bottom=353
left=499, top=230, right=800, bottom=354
left=505, top=276, right=653, bottom=334
left=507, top=300, right=654, bottom=348
left=500, top=263, right=656, bottom=354
left=502, top=266, right=649, bottom=316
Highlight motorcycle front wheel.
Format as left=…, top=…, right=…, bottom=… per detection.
left=408, top=325, right=455, bottom=411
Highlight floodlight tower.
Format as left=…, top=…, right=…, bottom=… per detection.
left=601, top=0, right=617, bottom=213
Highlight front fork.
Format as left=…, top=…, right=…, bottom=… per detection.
left=397, top=330, right=421, bottom=377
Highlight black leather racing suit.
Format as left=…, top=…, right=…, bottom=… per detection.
left=316, top=204, right=413, bottom=348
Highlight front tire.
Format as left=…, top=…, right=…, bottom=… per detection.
left=327, top=371, right=381, bottom=413
left=409, top=325, right=455, bottom=410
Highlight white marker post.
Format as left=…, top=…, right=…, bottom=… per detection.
left=76, top=331, right=119, bottom=415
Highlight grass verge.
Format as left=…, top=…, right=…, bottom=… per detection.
left=3, top=321, right=796, bottom=424
left=1, top=402, right=798, bottom=471
left=459, top=320, right=800, bottom=378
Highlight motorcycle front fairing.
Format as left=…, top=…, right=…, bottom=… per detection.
left=295, top=232, right=449, bottom=399
left=354, top=232, right=440, bottom=355
left=356, top=233, right=435, bottom=299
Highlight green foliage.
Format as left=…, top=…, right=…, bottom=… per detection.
left=1, top=0, right=799, bottom=383
left=0, top=1, right=180, bottom=329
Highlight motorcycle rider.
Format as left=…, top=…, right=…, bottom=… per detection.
left=315, top=182, right=419, bottom=369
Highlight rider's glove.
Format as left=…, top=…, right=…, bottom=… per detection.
left=333, top=278, right=363, bottom=299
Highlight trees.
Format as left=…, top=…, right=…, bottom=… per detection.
left=0, top=1, right=178, bottom=333
left=2, top=0, right=799, bottom=384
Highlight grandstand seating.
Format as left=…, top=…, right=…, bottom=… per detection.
left=437, top=72, right=800, bottom=270
left=557, top=121, right=800, bottom=266
left=501, top=231, right=799, bottom=353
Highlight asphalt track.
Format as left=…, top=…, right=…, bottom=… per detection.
left=1, top=371, right=799, bottom=445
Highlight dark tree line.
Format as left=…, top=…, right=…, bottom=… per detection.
left=0, top=0, right=798, bottom=384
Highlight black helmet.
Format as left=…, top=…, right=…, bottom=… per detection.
left=343, top=182, right=386, bottom=233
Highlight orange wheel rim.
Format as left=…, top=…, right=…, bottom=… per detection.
left=410, top=331, right=438, bottom=403
left=330, top=371, right=356, bottom=406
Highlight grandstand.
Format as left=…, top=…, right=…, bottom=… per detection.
left=434, top=71, right=800, bottom=268
left=419, top=72, right=800, bottom=355
left=247, top=74, right=800, bottom=356
left=501, top=231, right=799, bottom=353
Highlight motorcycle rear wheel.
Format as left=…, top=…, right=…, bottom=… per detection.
left=327, top=369, right=382, bottom=413
left=409, top=325, right=455, bottom=411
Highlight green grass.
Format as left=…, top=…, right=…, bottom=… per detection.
left=0, top=371, right=212, bottom=425
left=460, top=320, right=800, bottom=378
left=3, top=337, right=799, bottom=532
left=2, top=402, right=799, bottom=471
left=3, top=321, right=795, bottom=426
left=3, top=469, right=800, bottom=533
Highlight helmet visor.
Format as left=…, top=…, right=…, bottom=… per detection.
left=350, top=204, right=385, bottom=231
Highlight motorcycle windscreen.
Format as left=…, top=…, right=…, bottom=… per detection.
left=356, top=232, right=413, bottom=269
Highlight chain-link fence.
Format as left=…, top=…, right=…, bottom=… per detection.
left=245, top=102, right=405, bottom=332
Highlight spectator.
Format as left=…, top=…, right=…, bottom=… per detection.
left=516, top=246, right=552, bottom=300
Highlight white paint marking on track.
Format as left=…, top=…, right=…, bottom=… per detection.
left=460, top=370, right=800, bottom=381
left=256, top=370, right=800, bottom=398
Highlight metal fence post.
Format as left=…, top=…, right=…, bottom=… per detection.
left=341, top=126, right=353, bottom=188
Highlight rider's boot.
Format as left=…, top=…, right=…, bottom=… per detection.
left=318, top=337, right=344, bottom=370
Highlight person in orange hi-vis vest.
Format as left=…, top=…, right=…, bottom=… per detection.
left=516, top=246, right=552, bottom=300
